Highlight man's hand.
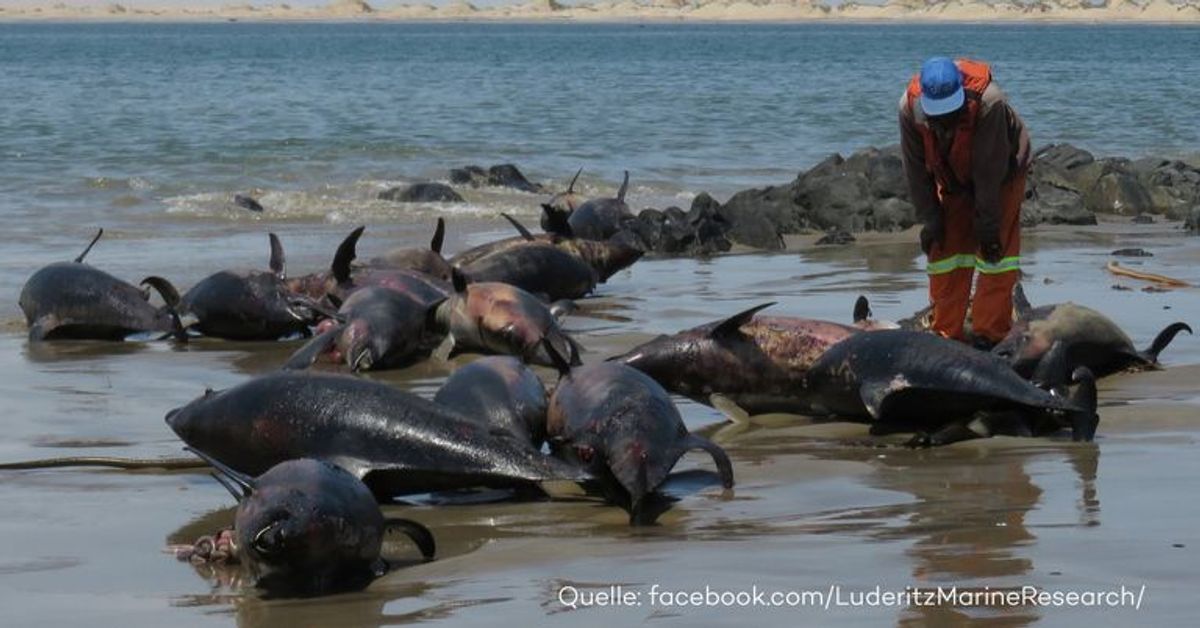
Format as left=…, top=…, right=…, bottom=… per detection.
left=919, top=218, right=943, bottom=255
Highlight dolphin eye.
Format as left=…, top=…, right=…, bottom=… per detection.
left=251, top=519, right=288, bottom=556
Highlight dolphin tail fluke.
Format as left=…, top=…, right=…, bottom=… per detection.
left=684, top=434, right=734, bottom=489
left=383, top=518, right=437, bottom=561
left=281, top=325, right=342, bottom=371
left=540, top=204, right=573, bottom=238
left=141, top=276, right=188, bottom=342
left=1068, top=367, right=1099, bottom=442
left=852, top=295, right=871, bottom=323
left=1140, top=322, right=1192, bottom=364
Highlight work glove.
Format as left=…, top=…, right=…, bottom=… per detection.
left=919, top=216, right=943, bottom=256
left=977, top=222, right=1003, bottom=264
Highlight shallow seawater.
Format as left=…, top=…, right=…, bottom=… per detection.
left=1, top=222, right=1198, bottom=626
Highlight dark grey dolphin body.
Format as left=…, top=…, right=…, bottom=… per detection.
left=545, top=352, right=733, bottom=525
left=457, top=242, right=598, bottom=301
left=165, top=371, right=589, bottom=498
left=993, top=286, right=1190, bottom=378
left=367, top=218, right=454, bottom=282
left=433, top=356, right=549, bottom=448
left=542, top=170, right=633, bottom=241
left=450, top=214, right=642, bottom=283
left=435, top=271, right=582, bottom=367
left=19, top=229, right=183, bottom=341
left=804, top=330, right=1099, bottom=445
left=613, top=303, right=857, bottom=414
left=179, top=234, right=325, bottom=340
left=283, top=286, right=445, bottom=372
left=181, top=453, right=434, bottom=598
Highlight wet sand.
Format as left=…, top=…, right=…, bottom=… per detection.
left=1, top=221, right=1198, bottom=626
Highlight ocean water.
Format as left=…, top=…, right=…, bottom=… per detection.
left=1, top=23, right=1198, bottom=291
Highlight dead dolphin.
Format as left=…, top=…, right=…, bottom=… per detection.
left=165, top=371, right=589, bottom=498
left=456, top=240, right=598, bottom=301
left=435, top=271, right=582, bottom=367
left=322, top=226, right=451, bottom=306
left=804, top=330, right=1100, bottom=444
left=179, top=234, right=328, bottom=340
left=544, top=345, right=734, bottom=525
left=177, top=451, right=434, bottom=597
left=433, top=356, right=548, bottom=448
left=282, top=286, right=446, bottom=372
left=540, top=167, right=585, bottom=225
left=450, top=214, right=642, bottom=283
left=367, top=218, right=453, bottom=282
left=992, top=285, right=1191, bottom=378
left=541, top=170, right=633, bottom=241
left=613, top=303, right=858, bottom=414
left=19, top=229, right=184, bottom=341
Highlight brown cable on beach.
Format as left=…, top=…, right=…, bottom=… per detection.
left=0, top=456, right=207, bottom=471
left=1105, top=261, right=1192, bottom=288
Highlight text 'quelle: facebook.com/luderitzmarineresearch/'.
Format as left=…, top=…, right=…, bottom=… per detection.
left=556, top=584, right=1147, bottom=611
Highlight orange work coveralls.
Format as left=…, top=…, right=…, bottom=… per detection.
left=903, top=60, right=1027, bottom=344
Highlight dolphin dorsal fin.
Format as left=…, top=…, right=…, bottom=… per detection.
left=332, top=226, right=365, bottom=284
left=75, top=228, right=104, bottom=263
left=501, top=213, right=536, bottom=241
left=567, top=167, right=582, bottom=194
left=268, top=233, right=286, bottom=279
left=616, top=170, right=630, bottom=202
left=450, top=267, right=469, bottom=294
left=711, top=302, right=775, bottom=339
left=1012, top=283, right=1033, bottom=321
left=430, top=218, right=445, bottom=254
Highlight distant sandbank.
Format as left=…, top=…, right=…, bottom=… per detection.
left=2, top=1, right=1199, bottom=24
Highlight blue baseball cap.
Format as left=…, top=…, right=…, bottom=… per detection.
left=919, top=57, right=965, bottom=117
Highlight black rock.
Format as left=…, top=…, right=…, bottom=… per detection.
left=450, top=166, right=487, bottom=186
left=1111, top=248, right=1153, bottom=257
left=816, top=230, right=856, bottom=245
left=487, top=164, right=544, bottom=193
left=379, top=183, right=464, bottom=203
left=233, top=194, right=264, bottom=212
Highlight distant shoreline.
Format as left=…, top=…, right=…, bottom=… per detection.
left=2, top=2, right=1199, bottom=25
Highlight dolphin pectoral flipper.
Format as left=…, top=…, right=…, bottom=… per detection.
left=683, top=434, right=734, bottom=489
left=281, top=325, right=342, bottom=371
left=28, top=315, right=63, bottom=341
left=500, top=213, right=536, bottom=241
left=857, top=379, right=901, bottom=420
left=906, top=420, right=989, bottom=448
left=383, top=518, right=436, bottom=561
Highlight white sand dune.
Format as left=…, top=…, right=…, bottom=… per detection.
left=1, top=0, right=1198, bottom=22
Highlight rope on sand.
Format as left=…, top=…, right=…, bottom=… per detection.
left=1105, top=261, right=1191, bottom=288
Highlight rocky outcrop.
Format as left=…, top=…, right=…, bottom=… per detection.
left=614, top=194, right=733, bottom=257
left=713, top=143, right=1200, bottom=250
left=379, top=182, right=464, bottom=203
left=714, top=146, right=916, bottom=249
left=449, top=163, right=544, bottom=193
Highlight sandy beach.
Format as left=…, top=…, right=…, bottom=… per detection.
left=2, top=0, right=1200, bottom=23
